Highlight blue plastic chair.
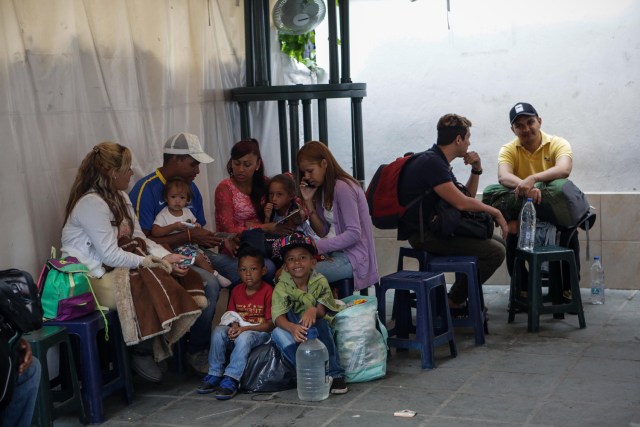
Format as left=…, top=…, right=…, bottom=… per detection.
left=428, top=255, right=486, bottom=346
left=46, top=310, right=134, bottom=424
left=397, top=247, right=487, bottom=346
left=378, top=270, right=457, bottom=369
left=330, top=278, right=354, bottom=299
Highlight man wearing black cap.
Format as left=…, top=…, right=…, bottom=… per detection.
left=498, top=103, right=573, bottom=203
left=498, top=103, right=579, bottom=297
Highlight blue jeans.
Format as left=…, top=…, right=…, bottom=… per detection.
left=188, top=266, right=221, bottom=354
left=271, top=312, right=344, bottom=378
left=0, top=357, right=41, bottom=427
left=207, top=252, right=276, bottom=285
left=314, top=251, right=353, bottom=284
left=208, top=325, right=270, bottom=381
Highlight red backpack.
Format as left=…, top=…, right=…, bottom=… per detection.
left=365, top=154, right=427, bottom=229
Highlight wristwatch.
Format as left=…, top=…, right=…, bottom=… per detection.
left=471, top=168, right=483, bottom=175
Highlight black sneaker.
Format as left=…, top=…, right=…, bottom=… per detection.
left=330, top=377, right=349, bottom=394
left=131, top=355, right=163, bottom=383
left=215, top=376, right=239, bottom=400
left=197, top=374, right=222, bottom=394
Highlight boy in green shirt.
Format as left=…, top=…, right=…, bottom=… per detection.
left=271, top=232, right=348, bottom=394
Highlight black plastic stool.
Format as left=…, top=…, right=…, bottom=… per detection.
left=508, top=245, right=586, bottom=332
left=24, top=326, right=85, bottom=426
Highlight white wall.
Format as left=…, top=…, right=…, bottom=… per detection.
left=314, top=0, right=640, bottom=192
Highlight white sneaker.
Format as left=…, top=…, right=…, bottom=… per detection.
left=186, top=349, right=209, bottom=375
left=214, top=271, right=233, bottom=288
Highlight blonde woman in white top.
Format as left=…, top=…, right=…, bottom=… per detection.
left=61, top=142, right=199, bottom=383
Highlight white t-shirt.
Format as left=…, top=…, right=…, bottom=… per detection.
left=321, top=207, right=337, bottom=239
left=153, top=207, right=198, bottom=234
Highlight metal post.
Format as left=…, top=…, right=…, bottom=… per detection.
left=339, top=0, right=352, bottom=83
left=244, top=0, right=255, bottom=87
left=327, top=0, right=339, bottom=84
left=262, top=0, right=271, bottom=85
left=239, top=101, right=251, bottom=139
left=288, top=100, right=300, bottom=172
left=318, top=98, right=328, bottom=144
left=351, top=97, right=364, bottom=182
left=253, top=0, right=269, bottom=86
left=302, top=99, right=312, bottom=143
left=278, top=100, right=289, bottom=172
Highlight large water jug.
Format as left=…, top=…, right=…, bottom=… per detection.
left=518, top=198, right=536, bottom=251
left=296, top=327, right=330, bottom=401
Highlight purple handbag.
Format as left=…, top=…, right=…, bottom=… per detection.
left=54, top=292, right=97, bottom=321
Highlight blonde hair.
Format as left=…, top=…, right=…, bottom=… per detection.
left=64, top=142, right=133, bottom=228
left=296, top=141, right=358, bottom=210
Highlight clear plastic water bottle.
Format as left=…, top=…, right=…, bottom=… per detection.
left=296, top=327, right=330, bottom=401
left=590, top=256, right=605, bottom=305
left=518, top=198, right=536, bottom=251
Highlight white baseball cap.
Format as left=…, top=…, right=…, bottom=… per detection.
left=163, top=133, right=214, bottom=164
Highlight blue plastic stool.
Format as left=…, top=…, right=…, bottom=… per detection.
left=24, top=326, right=85, bottom=426
left=330, top=278, right=354, bottom=299
left=46, top=310, right=134, bottom=424
left=389, top=247, right=433, bottom=333
left=428, top=255, right=487, bottom=346
left=379, top=271, right=457, bottom=369
left=397, top=247, right=430, bottom=271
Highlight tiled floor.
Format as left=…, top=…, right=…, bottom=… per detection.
left=56, top=286, right=640, bottom=426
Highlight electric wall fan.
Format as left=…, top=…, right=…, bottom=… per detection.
left=272, top=0, right=326, bottom=35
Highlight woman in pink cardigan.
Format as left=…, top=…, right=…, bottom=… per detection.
left=297, top=141, right=379, bottom=292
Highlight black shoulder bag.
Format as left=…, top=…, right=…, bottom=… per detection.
left=428, top=183, right=495, bottom=240
left=0, top=269, right=43, bottom=407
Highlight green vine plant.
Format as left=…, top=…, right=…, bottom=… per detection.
left=278, top=31, right=318, bottom=72
left=277, top=1, right=340, bottom=73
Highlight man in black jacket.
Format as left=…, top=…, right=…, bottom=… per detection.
left=398, top=113, right=507, bottom=308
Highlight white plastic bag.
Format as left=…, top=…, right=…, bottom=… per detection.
left=333, top=295, right=388, bottom=383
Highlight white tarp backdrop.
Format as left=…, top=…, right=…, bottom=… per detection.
left=0, top=0, right=305, bottom=275
left=1, top=0, right=638, bottom=276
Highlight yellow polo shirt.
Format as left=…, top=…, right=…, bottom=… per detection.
left=498, top=131, right=572, bottom=179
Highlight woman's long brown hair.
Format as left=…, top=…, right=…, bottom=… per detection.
left=64, top=142, right=133, bottom=229
left=296, top=141, right=358, bottom=210
left=226, top=138, right=268, bottom=221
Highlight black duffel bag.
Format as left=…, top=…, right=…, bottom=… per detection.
left=240, top=343, right=296, bottom=393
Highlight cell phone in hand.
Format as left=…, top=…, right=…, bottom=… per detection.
left=177, top=256, right=195, bottom=268
left=276, top=208, right=301, bottom=225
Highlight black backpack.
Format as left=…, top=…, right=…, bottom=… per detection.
left=0, top=269, right=43, bottom=407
